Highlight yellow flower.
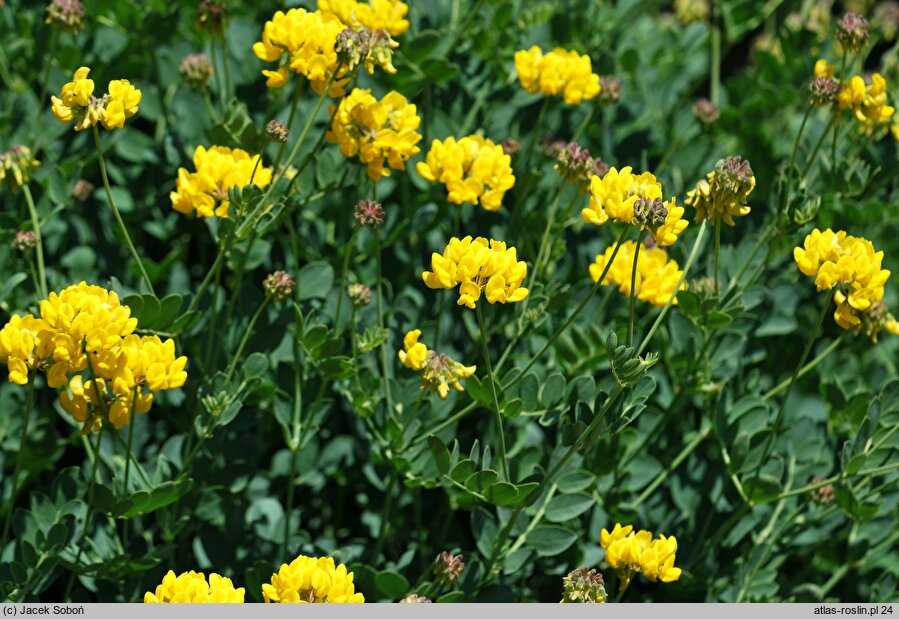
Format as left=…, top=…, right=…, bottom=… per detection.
left=144, top=570, right=245, bottom=603
left=685, top=156, right=754, bottom=226
left=794, top=228, right=892, bottom=332
left=416, top=136, right=515, bottom=212
left=326, top=88, right=421, bottom=181
left=514, top=46, right=601, bottom=105
left=170, top=145, right=272, bottom=218
left=589, top=240, right=684, bottom=307
left=398, top=329, right=476, bottom=399
left=253, top=8, right=352, bottom=95
left=318, top=0, right=409, bottom=36
left=601, top=523, right=681, bottom=585
left=814, top=59, right=836, bottom=79
left=0, top=314, right=48, bottom=385
left=51, top=67, right=141, bottom=132
left=0, top=145, right=41, bottom=191
left=838, top=73, right=896, bottom=129
left=262, top=555, right=364, bottom=603
left=422, top=236, right=529, bottom=309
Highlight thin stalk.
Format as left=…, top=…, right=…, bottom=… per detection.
left=764, top=462, right=899, bottom=504
left=122, top=388, right=138, bottom=495
left=185, top=245, right=227, bottom=316
left=219, top=36, right=232, bottom=104
left=274, top=82, right=304, bottom=172
left=375, top=227, right=394, bottom=417
left=476, top=304, right=508, bottom=481
left=373, top=471, right=396, bottom=560
left=63, top=427, right=104, bottom=600
left=92, top=127, right=156, bottom=296
left=516, top=97, right=550, bottom=201
left=710, top=0, right=721, bottom=105
left=624, top=427, right=709, bottom=511
left=762, top=335, right=842, bottom=401
left=532, top=183, right=567, bottom=285
left=202, top=90, right=219, bottom=123
left=638, top=220, right=707, bottom=355
left=721, top=226, right=772, bottom=301
left=747, top=289, right=835, bottom=494
left=210, top=40, right=225, bottom=113
left=22, top=184, right=48, bottom=298
left=713, top=217, right=721, bottom=294
left=800, top=121, right=833, bottom=180
left=293, top=99, right=341, bottom=178
left=284, top=321, right=304, bottom=556
left=224, top=297, right=269, bottom=383
left=283, top=448, right=298, bottom=557
left=788, top=105, right=813, bottom=174
left=505, top=225, right=630, bottom=389
left=1, top=375, right=36, bottom=549
left=334, top=226, right=358, bottom=333
left=628, top=229, right=644, bottom=345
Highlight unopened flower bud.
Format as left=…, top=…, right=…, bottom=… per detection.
left=809, top=76, right=840, bottom=107
left=266, top=119, right=289, bottom=143
left=263, top=271, right=295, bottom=301
left=501, top=138, right=520, bottom=156
left=347, top=283, right=372, bottom=309
left=399, top=594, right=432, bottom=604
left=354, top=199, right=384, bottom=227
left=836, top=12, right=869, bottom=53
left=809, top=477, right=835, bottom=504
left=561, top=566, right=607, bottom=603
left=693, top=98, right=720, bottom=127
left=179, top=53, right=214, bottom=90
left=433, top=551, right=464, bottom=587
left=73, top=179, right=94, bottom=201
left=197, top=0, right=227, bottom=36
left=0, top=145, right=40, bottom=191
left=632, top=197, right=668, bottom=229
left=45, top=0, right=84, bottom=33
left=598, top=76, right=621, bottom=106
left=12, top=230, right=38, bottom=252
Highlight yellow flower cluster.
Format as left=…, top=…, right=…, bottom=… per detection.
left=319, top=0, right=409, bottom=36
left=263, top=555, right=364, bottom=603
left=514, top=46, right=601, bottom=105
left=144, top=571, right=245, bottom=603
left=422, top=236, right=529, bottom=309
left=589, top=241, right=684, bottom=307
left=794, top=228, right=892, bottom=332
left=685, top=156, right=755, bottom=226
left=51, top=67, right=141, bottom=132
left=326, top=88, right=421, bottom=180
left=0, top=283, right=187, bottom=432
left=583, top=167, right=688, bottom=247
left=398, top=329, right=476, bottom=399
left=838, top=73, right=896, bottom=130
left=416, top=136, right=515, bottom=212
left=170, top=145, right=272, bottom=218
left=253, top=8, right=350, bottom=93
left=0, top=145, right=40, bottom=191
left=600, top=523, right=681, bottom=584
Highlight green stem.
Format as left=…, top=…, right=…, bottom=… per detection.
left=185, top=245, right=227, bottom=316
left=628, top=229, right=644, bottom=346
left=283, top=448, right=298, bottom=557
left=274, top=81, right=304, bottom=172
left=747, top=288, right=835, bottom=494
left=762, top=335, right=842, bottom=401
left=373, top=471, right=396, bottom=560
left=505, top=225, right=630, bottom=389
left=335, top=227, right=358, bottom=333
left=122, top=388, right=137, bottom=495
left=517, top=96, right=550, bottom=201
left=476, top=304, right=508, bottom=481
left=532, top=183, right=567, bottom=285
left=788, top=105, right=813, bottom=174
left=721, top=226, right=771, bottom=301
left=375, top=227, right=394, bottom=418
left=220, top=36, right=232, bottom=104
left=623, top=426, right=709, bottom=511
left=713, top=216, right=721, bottom=295
left=224, top=297, right=269, bottom=383
left=63, top=427, right=103, bottom=600
left=92, top=126, right=156, bottom=296
left=22, top=184, right=48, bottom=298
left=202, top=90, right=219, bottom=123
left=800, top=121, right=833, bottom=180
left=1, top=375, right=36, bottom=549
left=710, top=0, right=721, bottom=105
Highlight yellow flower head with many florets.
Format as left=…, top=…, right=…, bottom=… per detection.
left=398, top=329, right=476, bottom=399
left=170, top=145, right=272, bottom=218
left=0, top=145, right=41, bottom=192
left=837, top=73, right=896, bottom=131
left=794, top=228, right=892, bottom=334
left=583, top=167, right=688, bottom=247
left=0, top=283, right=188, bottom=433
left=144, top=570, right=245, bottom=603
left=514, top=46, right=601, bottom=105
left=253, top=8, right=351, bottom=94
left=416, top=136, right=515, bottom=212
left=327, top=88, right=421, bottom=181
left=685, top=155, right=754, bottom=226
left=263, top=555, right=364, bottom=603
left=318, top=0, right=409, bottom=36
left=423, top=236, right=529, bottom=309
left=601, top=522, right=681, bottom=585
left=589, top=240, right=684, bottom=307
left=51, top=67, right=141, bottom=132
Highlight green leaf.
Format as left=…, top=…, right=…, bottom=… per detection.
left=242, top=352, right=269, bottom=379
left=297, top=261, right=335, bottom=300
left=117, top=479, right=194, bottom=519
left=374, top=570, right=409, bottom=600
left=450, top=459, right=475, bottom=484
left=466, top=469, right=499, bottom=494
left=540, top=373, right=566, bottom=406
left=544, top=493, right=596, bottom=523
left=518, top=373, right=539, bottom=410
left=123, top=293, right=161, bottom=328
left=677, top=290, right=701, bottom=317
left=526, top=525, right=578, bottom=557
left=428, top=436, right=451, bottom=475
left=843, top=453, right=867, bottom=476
